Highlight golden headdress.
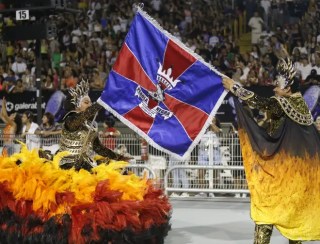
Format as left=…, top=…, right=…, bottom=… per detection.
left=68, top=79, right=90, bottom=108
left=276, top=58, right=296, bottom=89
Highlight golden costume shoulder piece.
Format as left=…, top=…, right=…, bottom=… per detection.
left=272, top=93, right=313, bottom=125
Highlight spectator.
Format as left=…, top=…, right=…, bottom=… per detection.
left=248, top=11, right=264, bottom=44
left=62, top=31, right=71, bottom=50
left=292, top=40, right=308, bottom=55
left=52, top=67, right=60, bottom=90
left=168, top=153, right=190, bottom=198
left=35, top=112, right=62, bottom=154
left=304, top=69, right=320, bottom=86
left=196, top=117, right=222, bottom=197
left=40, top=40, right=50, bottom=70
left=21, top=111, right=40, bottom=151
left=208, top=28, right=219, bottom=48
left=21, top=68, right=35, bottom=90
left=296, top=54, right=312, bottom=82
left=246, top=68, right=259, bottom=86
left=232, top=66, right=244, bottom=83
left=237, top=59, right=250, bottom=85
left=51, top=46, right=62, bottom=71
left=89, top=32, right=103, bottom=47
left=112, top=19, right=121, bottom=34
left=150, top=0, right=162, bottom=14
left=61, top=67, right=78, bottom=89
left=313, top=55, right=320, bottom=74
left=99, top=116, right=121, bottom=150
left=0, top=97, right=22, bottom=155
left=42, top=75, right=55, bottom=90
left=11, top=55, right=27, bottom=78
left=0, top=75, right=6, bottom=91
left=260, top=0, right=271, bottom=28
left=4, top=70, right=18, bottom=93
left=12, top=79, right=25, bottom=93
left=228, top=124, right=247, bottom=198
left=118, top=13, right=129, bottom=33
left=5, top=41, right=14, bottom=60
left=5, top=69, right=17, bottom=83
left=258, top=54, right=276, bottom=86
left=90, top=68, right=104, bottom=89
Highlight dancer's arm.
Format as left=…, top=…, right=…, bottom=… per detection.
left=1, top=97, right=16, bottom=127
left=64, top=103, right=102, bottom=131
left=92, top=136, right=132, bottom=162
left=222, top=77, right=282, bottom=116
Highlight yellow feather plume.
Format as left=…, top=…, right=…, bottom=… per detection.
left=0, top=143, right=150, bottom=216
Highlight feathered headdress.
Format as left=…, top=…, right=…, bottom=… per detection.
left=276, top=58, right=296, bottom=89
left=68, top=79, right=90, bottom=108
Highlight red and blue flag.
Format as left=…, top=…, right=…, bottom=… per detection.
left=98, top=9, right=227, bottom=158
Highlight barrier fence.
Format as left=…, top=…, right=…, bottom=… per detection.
left=0, top=132, right=248, bottom=198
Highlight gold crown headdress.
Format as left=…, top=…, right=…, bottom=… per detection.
left=68, top=79, right=90, bottom=107
left=276, top=58, right=296, bottom=89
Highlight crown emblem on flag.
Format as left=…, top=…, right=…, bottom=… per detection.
left=157, top=63, right=181, bottom=90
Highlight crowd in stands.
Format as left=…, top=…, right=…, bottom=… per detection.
left=0, top=0, right=318, bottom=117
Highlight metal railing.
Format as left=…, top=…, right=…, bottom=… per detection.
left=0, top=132, right=248, bottom=198
left=164, top=165, right=249, bottom=196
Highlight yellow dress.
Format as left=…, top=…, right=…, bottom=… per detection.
left=234, top=90, right=320, bottom=241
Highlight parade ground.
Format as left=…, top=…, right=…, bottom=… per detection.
left=167, top=199, right=320, bottom=244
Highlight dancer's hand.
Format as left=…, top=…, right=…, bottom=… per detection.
left=117, top=155, right=134, bottom=162
left=222, top=77, right=235, bottom=91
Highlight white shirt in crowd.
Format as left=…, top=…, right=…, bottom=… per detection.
left=71, top=28, right=83, bottom=36
left=72, top=35, right=80, bottom=44
left=62, top=34, right=71, bottom=47
left=295, top=62, right=313, bottom=80
left=11, top=61, right=27, bottom=75
left=248, top=16, right=264, bottom=33
left=150, top=0, right=162, bottom=11
left=261, top=0, right=271, bottom=15
left=113, top=22, right=121, bottom=34
left=209, top=35, right=219, bottom=48
left=240, top=66, right=250, bottom=82
left=119, top=17, right=128, bottom=33
left=91, top=1, right=101, bottom=11
left=89, top=37, right=103, bottom=47
left=292, top=46, right=308, bottom=55
left=22, top=122, right=40, bottom=150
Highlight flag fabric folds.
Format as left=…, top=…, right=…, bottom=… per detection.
left=98, top=8, right=227, bottom=158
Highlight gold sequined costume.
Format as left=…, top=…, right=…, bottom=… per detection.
left=232, top=84, right=313, bottom=135
left=59, top=102, right=123, bottom=171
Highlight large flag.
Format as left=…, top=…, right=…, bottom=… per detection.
left=98, top=8, right=227, bottom=158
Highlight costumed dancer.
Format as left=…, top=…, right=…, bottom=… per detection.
left=0, top=79, right=171, bottom=243
left=58, top=79, right=127, bottom=171
left=222, top=57, right=320, bottom=244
